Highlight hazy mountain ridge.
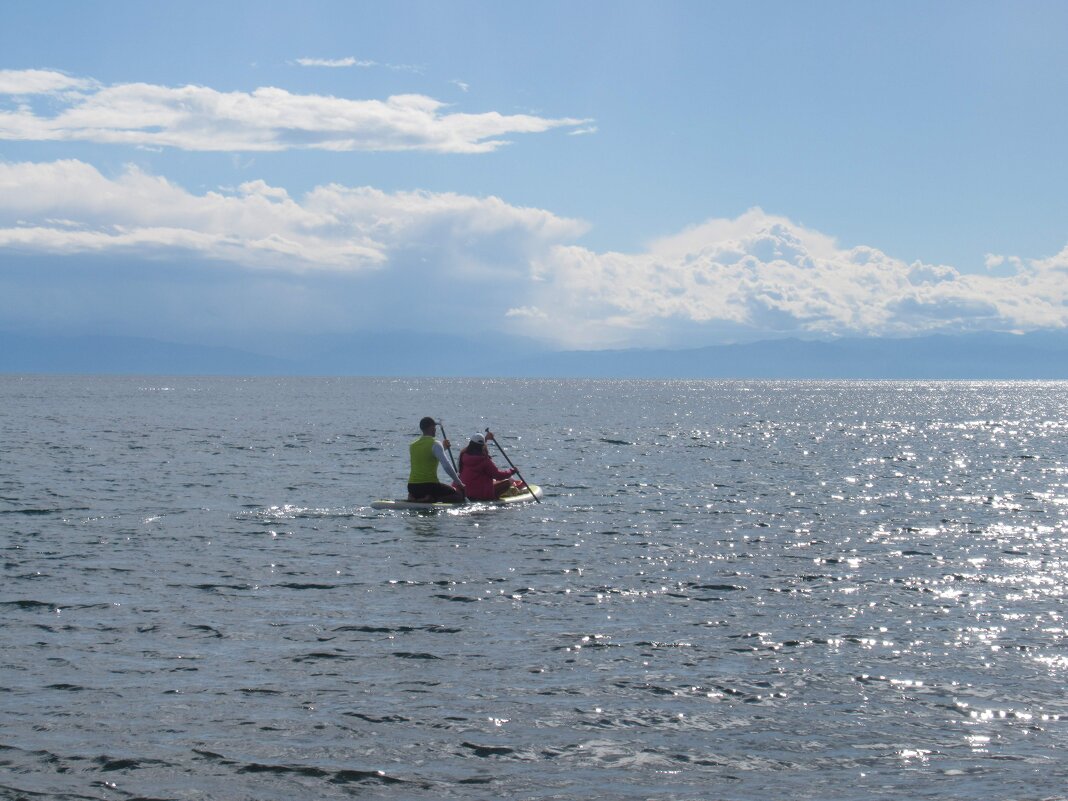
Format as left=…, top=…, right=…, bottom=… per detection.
left=2, top=330, right=1066, bottom=378
left=513, top=332, right=1068, bottom=379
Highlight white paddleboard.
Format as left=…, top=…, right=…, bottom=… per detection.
left=371, top=484, right=543, bottom=510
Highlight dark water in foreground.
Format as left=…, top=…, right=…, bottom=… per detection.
left=1, top=376, right=1066, bottom=801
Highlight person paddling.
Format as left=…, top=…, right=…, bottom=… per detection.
left=407, top=417, right=465, bottom=502
left=457, top=431, right=520, bottom=500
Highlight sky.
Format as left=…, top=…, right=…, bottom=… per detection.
left=1, top=0, right=1067, bottom=351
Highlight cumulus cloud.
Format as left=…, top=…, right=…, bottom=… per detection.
left=510, top=209, right=1068, bottom=347
left=1, top=160, right=1065, bottom=346
left=0, top=159, right=586, bottom=274
left=0, top=69, right=590, bottom=153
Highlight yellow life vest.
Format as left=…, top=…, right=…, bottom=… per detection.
left=408, top=435, right=440, bottom=484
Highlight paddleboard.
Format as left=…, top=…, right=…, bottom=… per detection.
left=371, top=484, right=543, bottom=510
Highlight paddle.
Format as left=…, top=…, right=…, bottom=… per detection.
left=486, top=427, right=540, bottom=503
left=435, top=419, right=465, bottom=501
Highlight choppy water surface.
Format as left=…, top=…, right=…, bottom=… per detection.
left=1, top=376, right=1066, bottom=800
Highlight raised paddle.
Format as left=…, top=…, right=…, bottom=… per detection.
left=435, top=419, right=466, bottom=501
left=435, top=419, right=459, bottom=473
left=486, top=427, right=540, bottom=503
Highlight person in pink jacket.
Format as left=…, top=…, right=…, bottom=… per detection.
left=457, top=432, right=518, bottom=500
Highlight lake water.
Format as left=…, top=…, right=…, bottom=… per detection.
left=2, top=376, right=1066, bottom=800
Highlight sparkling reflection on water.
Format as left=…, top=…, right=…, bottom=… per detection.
left=1, top=377, right=1066, bottom=800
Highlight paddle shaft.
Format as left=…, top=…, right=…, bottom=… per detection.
left=487, top=428, right=540, bottom=503
left=435, top=420, right=465, bottom=501
left=435, top=420, right=460, bottom=473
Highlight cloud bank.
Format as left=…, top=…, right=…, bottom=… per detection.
left=0, top=159, right=585, bottom=273
left=1, top=159, right=1065, bottom=346
left=0, top=69, right=588, bottom=153
left=513, top=210, right=1068, bottom=346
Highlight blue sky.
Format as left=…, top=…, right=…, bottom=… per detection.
left=2, top=0, right=1066, bottom=350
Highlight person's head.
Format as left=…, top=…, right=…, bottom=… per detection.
left=419, top=416, right=436, bottom=434
left=465, top=432, right=486, bottom=455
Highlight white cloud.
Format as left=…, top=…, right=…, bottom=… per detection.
left=0, top=68, right=95, bottom=94
left=505, top=306, right=548, bottom=319
left=0, top=69, right=591, bottom=153
left=510, top=208, right=1068, bottom=347
left=0, top=159, right=586, bottom=274
left=1, top=161, right=1065, bottom=346
left=294, top=57, right=376, bottom=68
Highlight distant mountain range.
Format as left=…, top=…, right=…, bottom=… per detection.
left=2, top=330, right=1066, bottom=379
left=507, top=331, right=1068, bottom=379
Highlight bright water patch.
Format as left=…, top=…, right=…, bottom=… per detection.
left=1, top=376, right=1066, bottom=799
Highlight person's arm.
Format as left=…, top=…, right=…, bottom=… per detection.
left=483, top=458, right=515, bottom=481
left=432, top=440, right=462, bottom=484
left=481, top=432, right=514, bottom=479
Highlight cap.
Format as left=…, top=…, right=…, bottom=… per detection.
left=470, top=433, right=485, bottom=444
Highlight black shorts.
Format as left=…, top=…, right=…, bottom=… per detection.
left=407, top=482, right=463, bottom=502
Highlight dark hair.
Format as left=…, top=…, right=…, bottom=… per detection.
left=464, top=441, right=483, bottom=456
left=419, top=416, right=436, bottom=434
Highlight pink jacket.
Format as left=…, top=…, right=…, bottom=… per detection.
left=458, top=452, right=515, bottom=500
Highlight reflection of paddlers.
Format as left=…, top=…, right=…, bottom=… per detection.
left=458, top=432, right=517, bottom=500
left=406, top=416, right=464, bottom=503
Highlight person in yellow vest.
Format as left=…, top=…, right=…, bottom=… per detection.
left=407, top=416, right=465, bottom=502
